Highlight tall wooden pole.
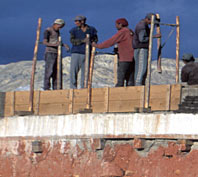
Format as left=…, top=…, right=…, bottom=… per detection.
left=86, top=47, right=96, bottom=109
left=156, top=13, right=162, bottom=73
left=84, top=34, right=90, bottom=88
left=114, top=54, right=118, bottom=85
left=29, top=18, right=42, bottom=112
left=176, top=16, right=180, bottom=83
left=57, top=36, right=62, bottom=90
left=144, top=15, right=155, bottom=109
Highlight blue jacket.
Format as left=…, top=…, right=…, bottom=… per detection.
left=69, top=25, right=98, bottom=54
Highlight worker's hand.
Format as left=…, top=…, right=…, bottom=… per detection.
left=52, top=41, right=61, bottom=47
left=153, top=33, right=161, bottom=38
left=63, top=44, right=70, bottom=52
left=82, top=37, right=89, bottom=43
left=92, top=42, right=97, bottom=47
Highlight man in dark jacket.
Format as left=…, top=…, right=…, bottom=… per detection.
left=181, top=53, right=198, bottom=85
left=69, top=15, right=98, bottom=89
left=133, top=13, right=161, bottom=86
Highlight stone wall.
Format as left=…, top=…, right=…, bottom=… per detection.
left=0, top=138, right=198, bottom=177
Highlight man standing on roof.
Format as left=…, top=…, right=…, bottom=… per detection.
left=133, top=13, right=161, bottom=86
left=69, top=15, right=98, bottom=89
left=43, top=19, right=70, bottom=90
left=92, top=18, right=134, bottom=87
left=181, top=53, right=198, bottom=85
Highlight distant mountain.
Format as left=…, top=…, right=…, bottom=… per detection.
left=0, top=54, right=185, bottom=92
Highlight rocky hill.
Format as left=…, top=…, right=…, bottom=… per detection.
left=0, top=54, right=185, bottom=92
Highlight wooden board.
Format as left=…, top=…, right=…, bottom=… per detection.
left=1, top=84, right=182, bottom=117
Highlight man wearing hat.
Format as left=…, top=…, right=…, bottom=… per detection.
left=92, top=18, right=134, bottom=87
left=43, top=19, right=70, bottom=90
left=69, top=15, right=98, bottom=89
left=181, top=53, right=198, bottom=85
left=133, top=13, right=161, bottom=86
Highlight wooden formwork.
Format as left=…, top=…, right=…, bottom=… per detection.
left=1, top=84, right=181, bottom=117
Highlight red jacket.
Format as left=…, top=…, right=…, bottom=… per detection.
left=95, top=27, right=134, bottom=62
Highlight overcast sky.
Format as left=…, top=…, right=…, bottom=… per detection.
left=0, top=0, right=197, bottom=64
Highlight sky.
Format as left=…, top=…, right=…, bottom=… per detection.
left=0, top=0, right=197, bottom=64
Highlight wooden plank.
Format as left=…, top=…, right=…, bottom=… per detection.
left=35, top=91, right=40, bottom=115
left=10, top=91, right=15, bottom=116
left=170, top=84, right=181, bottom=110
left=104, top=87, right=109, bottom=112
left=15, top=91, right=29, bottom=105
left=39, top=103, right=69, bottom=115
left=139, top=86, right=145, bottom=108
left=39, top=90, right=69, bottom=104
left=109, top=86, right=143, bottom=101
left=92, top=102, right=106, bottom=113
left=109, top=100, right=141, bottom=112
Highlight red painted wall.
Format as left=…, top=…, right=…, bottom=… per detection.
left=0, top=138, right=198, bottom=177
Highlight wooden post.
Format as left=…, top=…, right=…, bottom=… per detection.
left=84, top=34, right=90, bottom=88
left=156, top=13, right=162, bottom=73
left=29, top=18, right=42, bottom=112
left=176, top=16, right=180, bottom=83
left=144, top=15, right=155, bottom=109
left=86, top=47, right=96, bottom=109
left=114, top=54, right=118, bottom=85
left=57, top=36, right=62, bottom=90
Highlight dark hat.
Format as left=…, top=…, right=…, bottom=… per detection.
left=145, top=13, right=156, bottom=20
left=182, top=53, right=195, bottom=61
left=74, top=15, right=86, bottom=21
left=116, top=18, right=128, bottom=27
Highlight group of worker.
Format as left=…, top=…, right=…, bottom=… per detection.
left=43, top=13, right=198, bottom=90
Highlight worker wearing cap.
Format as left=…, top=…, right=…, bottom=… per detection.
left=69, top=15, right=98, bottom=89
left=43, top=19, right=70, bottom=90
left=92, top=18, right=134, bottom=87
left=133, top=13, right=161, bottom=86
left=181, top=53, right=198, bottom=85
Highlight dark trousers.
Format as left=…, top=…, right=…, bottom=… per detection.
left=44, top=52, right=58, bottom=90
left=115, top=61, right=135, bottom=87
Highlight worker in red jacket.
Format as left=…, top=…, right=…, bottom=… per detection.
left=92, top=18, right=134, bottom=87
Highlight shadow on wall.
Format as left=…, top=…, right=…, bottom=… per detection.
left=0, top=92, right=5, bottom=118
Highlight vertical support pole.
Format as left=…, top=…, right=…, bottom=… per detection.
left=86, top=47, right=96, bottom=109
left=84, top=34, right=90, bottom=88
left=156, top=13, right=162, bottom=73
left=29, top=18, right=42, bottom=112
left=176, top=16, right=180, bottom=83
left=114, top=54, right=118, bottom=85
left=144, top=15, right=154, bottom=109
left=57, top=36, right=62, bottom=90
